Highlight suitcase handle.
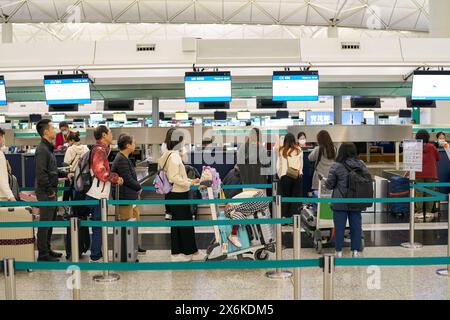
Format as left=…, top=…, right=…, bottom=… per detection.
left=115, top=185, right=120, bottom=221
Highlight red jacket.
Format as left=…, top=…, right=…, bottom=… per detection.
left=55, top=131, right=74, bottom=150
left=90, top=141, right=120, bottom=184
left=416, top=143, right=440, bottom=180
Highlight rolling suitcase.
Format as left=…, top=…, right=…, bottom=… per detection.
left=252, top=208, right=275, bottom=245
left=113, top=186, right=139, bottom=263
left=0, top=206, right=35, bottom=262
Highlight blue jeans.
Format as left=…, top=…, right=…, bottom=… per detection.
left=86, top=196, right=102, bottom=261
left=333, top=210, right=362, bottom=252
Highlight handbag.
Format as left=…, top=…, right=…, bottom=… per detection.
left=286, top=156, right=300, bottom=179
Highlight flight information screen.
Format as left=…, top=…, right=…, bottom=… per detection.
left=44, top=74, right=91, bottom=105
left=185, top=72, right=232, bottom=102
left=273, top=71, right=319, bottom=101
left=412, top=71, right=450, bottom=100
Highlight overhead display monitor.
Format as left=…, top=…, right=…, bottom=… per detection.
left=406, top=96, right=437, bottom=109
left=214, top=111, right=227, bottom=121
left=199, top=101, right=230, bottom=109
left=29, top=114, right=42, bottom=123
left=351, top=97, right=381, bottom=109
left=237, top=111, right=251, bottom=120
left=175, top=112, right=189, bottom=121
left=0, top=76, right=7, bottom=106
left=272, top=71, right=319, bottom=101
left=256, top=97, right=287, bottom=109
left=412, top=71, right=450, bottom=100
left=184, top=71, right=232, bottom=103
left=342, top=112, right=363, bottom=125
left=306, top=112, right=334, bottom=126
left=113, top=113, right=127, bottom=123
left=44, top=74, right=91, bottom=105
left=52, top=114, right=66, bottom=123
left=276, top=110, right=289, bottom=119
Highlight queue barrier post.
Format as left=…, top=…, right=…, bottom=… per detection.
left=70, top=218, right=81, bottom=300
left=437, top=193, right=450, bottom=276
left=93, top=198, right=120, bottom=283
left=265, top=195, right=292, bottom=280
left=401, top=172, right=423, bottom=249
left=3, top=258, right=17, bottom=300
left=293, top=215, right=302, bottom=300
left=322, top=254, right=334, bottom=300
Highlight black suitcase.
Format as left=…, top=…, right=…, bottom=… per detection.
left=112, top=186, right=139, bottom=263
left=65, top=191, right=91, bottom=260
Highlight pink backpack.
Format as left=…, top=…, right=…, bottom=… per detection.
left=199, top=166, right=221, bottom=199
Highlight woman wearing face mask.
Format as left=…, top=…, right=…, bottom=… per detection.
left=297, top=132, right=313, bottom=149
left=55, top=122, right=74, bottom=151
left=435, top=132, right=449, bottom=149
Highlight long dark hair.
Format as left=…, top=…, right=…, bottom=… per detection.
left=67, top=131, right=81, bottom=143
left=317, top=130, right=336, bottom=160
left=280, top=133, right=300, bottom=158
left=164, top=128, right=184, bottom=151
left=336, top=143, right=358, bottom=163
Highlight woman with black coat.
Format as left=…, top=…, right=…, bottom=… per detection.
left=111, top=133, right=146, bottom=255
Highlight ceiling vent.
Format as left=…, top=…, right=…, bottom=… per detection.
left=341, top=42, right=361, bottom=50
left=136, top=44, right=156, bottom=52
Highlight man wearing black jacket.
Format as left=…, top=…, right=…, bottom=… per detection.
left=35, top=119, right=69, bottom=262
left=111, top=134, right=146, bottom=254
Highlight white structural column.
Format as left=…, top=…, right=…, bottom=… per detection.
left=1, top=23, right=13, bottom=43
left=429, top=0, right=450, bottom=37
left=428, top=0, right=450, bottom=125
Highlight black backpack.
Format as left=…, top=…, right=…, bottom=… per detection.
left=343, top=162, right=374, bottom=210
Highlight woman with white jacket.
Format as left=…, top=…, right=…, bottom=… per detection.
left=0, top=128, right=15, bottom=201
left=158, top=128, right=203, bottom=262
left=64, top=132, right=89, bottom=173
left=276, top=133, right=303, bottom=218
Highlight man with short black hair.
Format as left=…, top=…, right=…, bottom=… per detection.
left=35, top=119, right=68, bottom=261
left=87, top=125, right=123, bottom=262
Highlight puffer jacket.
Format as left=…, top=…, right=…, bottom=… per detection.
left=324, top=158, right=370, bottom=211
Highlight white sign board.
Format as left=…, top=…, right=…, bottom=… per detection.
left=403, top=139, right=423, bottom=172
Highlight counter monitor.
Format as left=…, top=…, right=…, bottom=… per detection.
left=237, top=111, right=251, bottom=120
left=113, top=113, right=127, bottom=123
left=185, top=71, right=232, bottom=103
left=272, top=71, right=319, bottom=101
left=175, top=112, right=189, bottom=121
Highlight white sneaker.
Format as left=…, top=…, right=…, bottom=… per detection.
left=335, top=251, right=343, bottom=258
left=228, top=234, right=242, bottom=248
left=165, top=213, right=172, bottom=220
left=352, top=251, right=362, bottom=258
left=89, top=258, right=104, bottom=263
left=191, top=251, right=206, bottom=261
left=171, top=254, right=192, bottom=262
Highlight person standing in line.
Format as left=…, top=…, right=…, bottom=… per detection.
left=64, top=131, right=89, bottom=174
left=275, top=133, right=303, bottom=218
left=35, top=120, right=69, bottom=262
left=112, top=133, right=146, bottom=255
left=158, top=128, right=202, bottom=262
left=308, top=130, right=336, bottom=191
left=85, top=125, right=123, bottom=263
left=414, top=130, right=440, bottom=221
left=0, top=128, right=16, bottom=202
left=324, top=143, right=368, bottom=258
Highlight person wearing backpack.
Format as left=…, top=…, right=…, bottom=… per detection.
left=85, top=125, right=123, bottom=262
left=0, top=128, right=17, bottom=202
left=111, top=133, right=146, bottom=255
left=324, top=143, right=372, bottom=258
left=157, top=128, right=202, bottom=262
left=64, top=131, right=89, bottom=174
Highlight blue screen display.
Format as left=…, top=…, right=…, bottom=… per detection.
left=0, top=79, right=6, bottom=106
left=185, top=74, right=232, bottom=102
left=44, top=77, right=91, bottom=105
left=306, top=112, right=334, bottom=125
left=272, top=72, right=319, bottom=101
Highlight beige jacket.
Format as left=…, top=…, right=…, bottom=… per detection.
left=157, top=151, right=192, bottom=193
left=276, top=147, right=304, bottom=178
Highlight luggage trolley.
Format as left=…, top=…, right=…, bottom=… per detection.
left=301, top=179, right=364, bottom=254
left=204, top=186, right=275, bottom=261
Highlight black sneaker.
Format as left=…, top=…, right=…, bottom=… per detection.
left=49, top=250, right=63, bottom=258
left=138, top=247, right=147, bottom=255
left=37, top=255, right=60, bottom=262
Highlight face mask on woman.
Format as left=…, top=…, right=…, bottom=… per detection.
left=439, top=139, right=447, bottom=146
left=299, top=139, right=306, bottom=146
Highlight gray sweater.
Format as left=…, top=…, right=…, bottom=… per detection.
left=308, top=146, right=335, bottom=190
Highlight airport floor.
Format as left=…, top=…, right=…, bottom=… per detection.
left=0, top=245, right=449, bottom=300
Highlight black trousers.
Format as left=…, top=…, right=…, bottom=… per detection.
left=278, top=175, right=303, bottom=218
left=166, top=191, right=198, bottom=255
left=36, top=193, right=58, bottom=257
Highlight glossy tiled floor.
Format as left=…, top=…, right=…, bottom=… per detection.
left=0, top=245, right=449, bottom=300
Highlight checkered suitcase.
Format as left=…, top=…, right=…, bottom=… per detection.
left=0, top=206, right=35, bottom=262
